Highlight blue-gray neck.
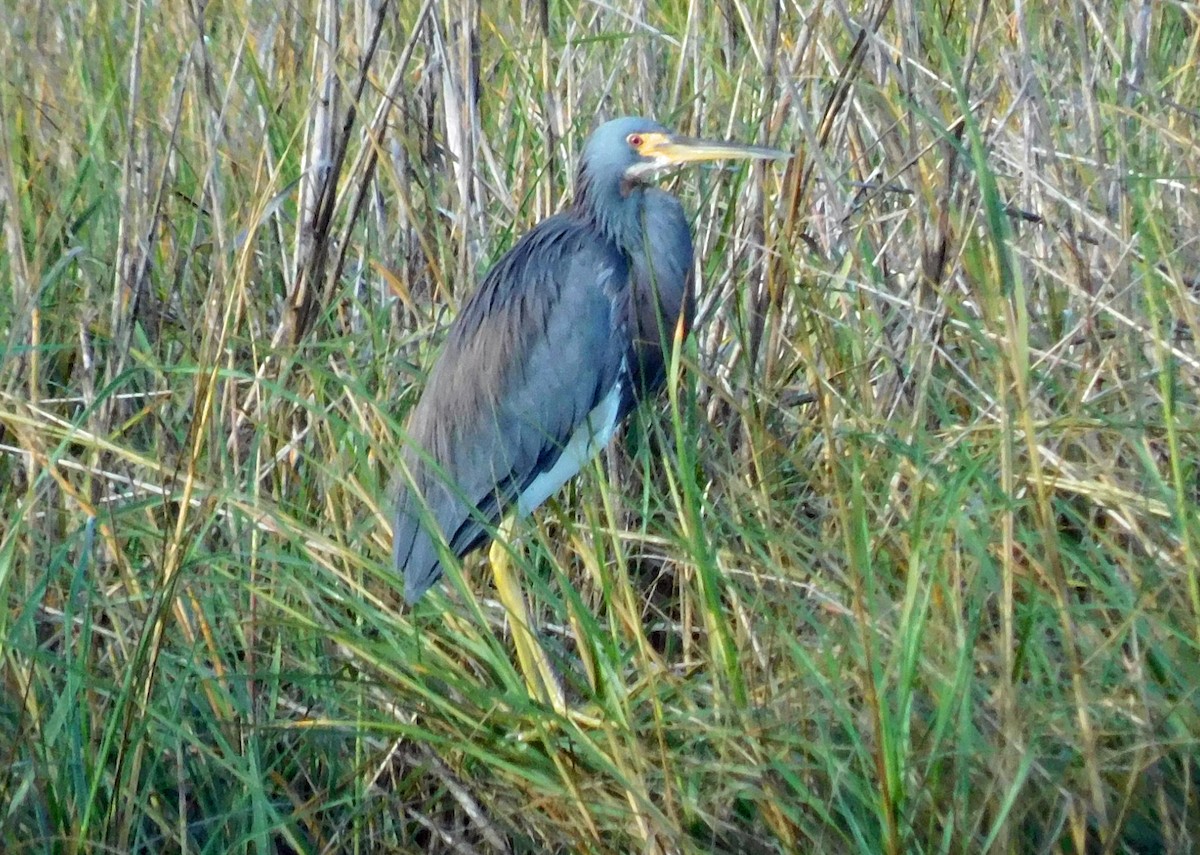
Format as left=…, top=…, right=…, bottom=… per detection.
left=573, top=166, right=646, bottom=251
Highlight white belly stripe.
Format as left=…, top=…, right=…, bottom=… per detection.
left=516, top=380, right=623, bottom=517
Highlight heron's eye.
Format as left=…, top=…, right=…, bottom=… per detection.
left=627, top=133, right=644, bottom=148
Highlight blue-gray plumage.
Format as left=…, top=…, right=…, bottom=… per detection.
left=394, top=117, right=789, bottom=604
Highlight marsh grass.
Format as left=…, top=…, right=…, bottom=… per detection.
left=2, top=0, right=1199, bottom=851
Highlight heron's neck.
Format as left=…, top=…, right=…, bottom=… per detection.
left=574, top=171, right=645, bottom=248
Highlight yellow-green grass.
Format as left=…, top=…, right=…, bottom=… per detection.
left=2, top=0, right=1198, bottom=851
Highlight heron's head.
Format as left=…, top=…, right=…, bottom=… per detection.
left=581, top=116, right=790, bottom=188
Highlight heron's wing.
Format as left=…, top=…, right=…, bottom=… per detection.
left=394, top=215, right=629, bottom=602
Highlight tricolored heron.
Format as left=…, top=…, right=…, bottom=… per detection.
left=394, top=116, right=789, bottom=710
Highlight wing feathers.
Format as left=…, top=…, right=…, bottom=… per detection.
left=394, top=215, right=628, bottom=601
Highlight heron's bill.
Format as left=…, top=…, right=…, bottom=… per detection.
left=652, top=134, right=791, bottom=164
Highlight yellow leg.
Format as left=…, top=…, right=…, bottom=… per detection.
left=489, top=517, right=566, bottom=714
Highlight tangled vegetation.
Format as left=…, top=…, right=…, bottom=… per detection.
left=2, top=0, right=1198, bottom=851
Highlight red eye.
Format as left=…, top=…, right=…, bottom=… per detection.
left=627, top=133, right=644, bottom=147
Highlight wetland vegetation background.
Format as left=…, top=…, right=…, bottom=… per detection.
left=2, top=0, right=1198, bottom=851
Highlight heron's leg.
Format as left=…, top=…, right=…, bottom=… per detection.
left=489, top=516, right=566, bottom=714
